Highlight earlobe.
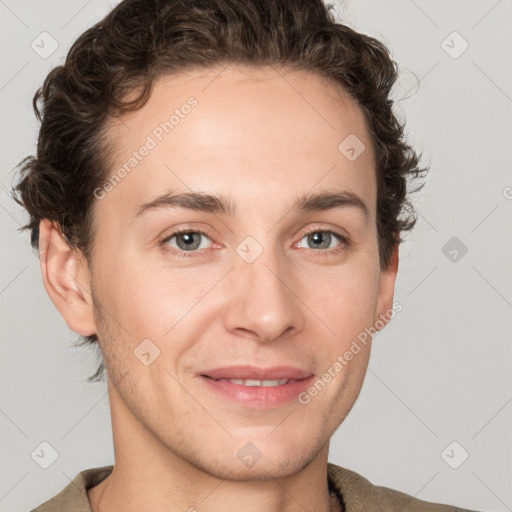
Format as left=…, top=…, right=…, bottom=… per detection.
left=374, top=243, right=399, bottom=330
left=38, top=219, right=97, bottom=336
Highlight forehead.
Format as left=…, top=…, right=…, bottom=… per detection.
left=98, top=64, right=376, bottom=220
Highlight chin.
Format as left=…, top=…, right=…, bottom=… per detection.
left=187, top=434, right=321, bottom=482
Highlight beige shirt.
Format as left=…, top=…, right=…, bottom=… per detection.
left=30, top=462, right=478, bottom=512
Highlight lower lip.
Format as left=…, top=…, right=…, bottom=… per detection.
left=199, top=375, right=315, bottom=408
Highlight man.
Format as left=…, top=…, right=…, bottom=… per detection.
left=13, top=0, right=478, bottom=510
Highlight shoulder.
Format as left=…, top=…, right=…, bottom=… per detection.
left=327, top=462, right=480, bottom=512
left=29, top=465, right=113, bottom=512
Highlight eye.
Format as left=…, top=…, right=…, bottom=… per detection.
left=159, top=227, right=348, bottom=259
left=161, top=230, right=212, bottom=255
left=296, top=229, right=347, bottom=253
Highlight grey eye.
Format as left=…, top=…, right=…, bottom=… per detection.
left=297, top=231, right=341, bottom=250
left=166, top=232, right=211, bottom=251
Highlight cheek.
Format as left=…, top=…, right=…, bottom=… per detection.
left=304, top=260, right=380, bottom=345
left=95, top=255, right=226, bottom=343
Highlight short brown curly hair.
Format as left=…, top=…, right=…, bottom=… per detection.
left=12, top=0, right=427, bottom=382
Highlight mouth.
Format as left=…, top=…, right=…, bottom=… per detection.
left=206, top=377, right=294, bottom=387
left=198, top=365, right=315, bottom=408
left=200, top=364, right=313, bottom=381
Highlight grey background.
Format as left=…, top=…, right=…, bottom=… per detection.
left=1, top=0, right=511, bottom=511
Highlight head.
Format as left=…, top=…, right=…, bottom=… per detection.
left=13, top=0, right=426, bottom=480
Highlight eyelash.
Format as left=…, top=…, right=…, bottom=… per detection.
left=159, top=227, right=349, bottom=259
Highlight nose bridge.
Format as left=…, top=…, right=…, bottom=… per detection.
left=222, top=238, right=304, bottom=342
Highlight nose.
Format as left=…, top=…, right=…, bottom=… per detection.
left=222, top=246, right=305, bottom=344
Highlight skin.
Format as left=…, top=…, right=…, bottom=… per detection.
left=39, top=64, right=398, bottom=512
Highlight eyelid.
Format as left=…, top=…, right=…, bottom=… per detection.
left=158, top=222, right=217, bottom=246
left=299, top=224, right=348, bottom=241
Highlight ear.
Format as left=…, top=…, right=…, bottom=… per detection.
left=38, top=219, right=97, bottom=336
left=373, top=243, right=399, bottom=331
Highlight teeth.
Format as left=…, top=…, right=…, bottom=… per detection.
left=223, top=378, right=290, bottom=387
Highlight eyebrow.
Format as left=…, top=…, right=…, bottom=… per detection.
left=132, top=189, right=369, bottom=222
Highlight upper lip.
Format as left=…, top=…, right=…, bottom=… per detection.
left=201, top=365, right=313, bottom=380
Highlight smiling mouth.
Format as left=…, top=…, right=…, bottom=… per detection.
left=199, top=371, right=315, bottom=408
left=202, top=376, right=295, bottom=387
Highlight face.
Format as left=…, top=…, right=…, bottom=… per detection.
left=67, top=65, right=397, bottom=479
